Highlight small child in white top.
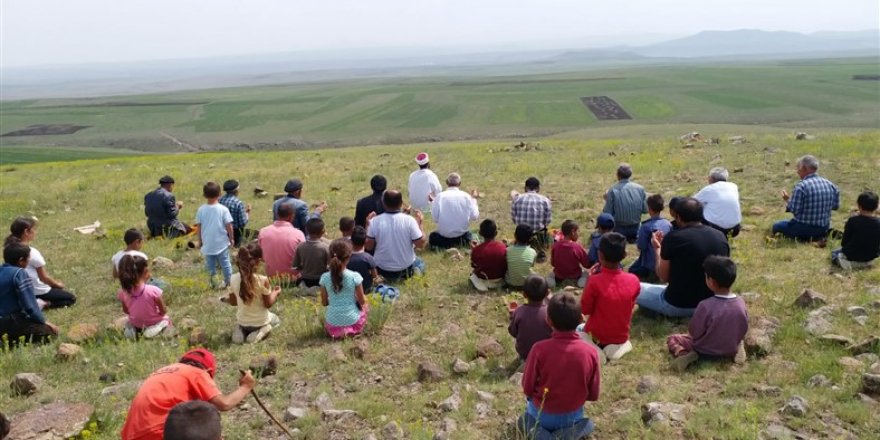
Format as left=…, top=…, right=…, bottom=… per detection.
left=225, top=242, right=281, bottom=343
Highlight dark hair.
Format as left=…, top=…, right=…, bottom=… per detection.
left=668, top=196, right=684, bottom=217
left=561, top=219, right=578, bottom=237
left=123, top=228, right=144, bottom=245
left=383, top=190, right=403, bottom=210
left=599, top=232, right=627, bottom=264
left=0, top=411, right=9, bottom=439
left=703, top=255, right=737, bottom=288
left=118, top=254, right=149, bottom=292
left=163, top=400, right=221, bottom=440
left=514, top=224, right=533, bottom=244
left=617, top=163, right=633, bottom=180
left=236, top=242, right=263, bottom=305
left=858, top=191, right=879, bottom=212
left=479, top=219, right=497, bottom=240
left=370, top=175, right=387, bottom=193
left=277, top=202, right=294, bottom=220
left=547, top=292, right=582, bottom=331
left=306, top=218, right=325, bottom=236
left=525, top=177, right=540, bottom=191
left=676, top=197, right=703, bottom=223
left=328, top=239, right=353, bottom=292
left=647, top=194, right=665, bottom=213
left=350, top=226, right=367, bottom=247
left=419, top=162, right=430, bottom=170
left=3, top=242, right=30, bottom=265
left=523, top=274, right=549, bottom=303
left=5, top=216, right=37, bottom=247
left=339, top=216, right=355, bottom=234
left=203, top=181, right=221, bottom=199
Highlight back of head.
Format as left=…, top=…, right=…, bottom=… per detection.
left=5, top=216, right=37, bottom=247
left=708, top=167, right=729, bottom=183
left=118, top=254, right=148, bottom=291
left=3, top=242, right=30, bottom=265
left=339, top=216, right=355, bottom=234
left=547, top=292, right=581, bottom=331
left=370, top=175, right=387, bottom=193
left=599, top=232, right=627, bottom=264
left=446, top=172, right=461, bottom=187
left=524, top=177, right=540, bottom=191
left=222, top=179, right=239, bottom=194
left=514, top=224, right=533, bottom=244
left=646, top=194, right=665, bottom=213
left=306, top=218, right=325, bottom=237
left=676, top=197, right=704, bottom=223
left=163, top=400, right=221, bottom=440
left=703, top=255, right=737, bottom=288
left=236, top=242, right=263, bottom=305
left=561, top=219, right=578, bottom=237
left=479, top=219, right=497, bottom=240
left=328, top=239, right=353, bottom=292
left=203, top=181, right=221, bottom=199
left=350, top=226, right=367, bottom=247
left=858, top=191, right=879, bottom=212
left=123, top=228, right=144, bottom=246
left=797, top=154, right=819, bottom=172
left=668, top=196, right=684, bottom=217
left=276, top=202, right=294, bottom=220
left=382, top=190, right=403, bottom=210
left=523, top=274, right=549, bottom=303
left=617, top=163, right=633, bottom=180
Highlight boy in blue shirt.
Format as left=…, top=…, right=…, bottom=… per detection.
left=0, top=242, right=59, bottom=346
left=196, top=182, right=235, bottom=289
left=629, top=194, right=673, bottom=282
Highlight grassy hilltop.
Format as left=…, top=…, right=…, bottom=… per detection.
left=0, top=131, right=879, bottom=439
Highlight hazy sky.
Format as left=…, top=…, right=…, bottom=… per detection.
left=2, top=0, right=878, bottom=68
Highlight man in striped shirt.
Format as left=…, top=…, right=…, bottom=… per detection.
left=511, top=177, right=552, bottom=262
left=772, top=155, right=840, bottom=241
left=603, top=164, right=647, bottom=243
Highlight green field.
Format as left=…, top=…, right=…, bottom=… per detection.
left=0, top=146, right=145, bottom=165
left=1, top=58, right=878, bottom=158
left=0, top=132, right=879, bottom=439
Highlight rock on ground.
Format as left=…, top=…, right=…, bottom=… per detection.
left=188, top=327, right=208, bottom=346
left=794, top=289, right=826, bottom=308
left=760, top=422, right=798, bottom=440
left=438, top=392, right=461, bottom=412
left=847, top=306, right=868, bottom=317
left=56, top=343, right=81, bottom=361
left=780, top=396, right=808, bottom=417
left=475, top=402, right=491, bottom=418
left=249, top=355, right=278, bottom=378
left=508, top=372, right=524, bottom=386
left=452, top=358, right=471, bottom=375
left=820, top=334, right=854, bottom=346
left=417, top=362, right=445, bottom=383
left=475, top=337, right=504, bottom=358
left=284, top=407, right=307, bottom=422
left=321, top=409, right=359, bottom=423
left=152, top=256, right=175, bottom=269
left=744, top=316, right=780, bottom=356
left=807, top=375, right=832, bottom=388
left=754, top=384, right=782, bottom=397
left=641, top=402, right=687, bottom=427
left=838, top=357, right=864, bottom=370
left=328, top=344, right=346, bottom=362
left=848, top=336, right=879, bottom=355
left=350, top=339, right=369, bottom=359
left=804, top=307, right=834, bottom=335
left=10, top=373, right=42, bottom=396
left=382, top=421, right=404, bottom=439
left=637, top=375, right=659, bottom=394
left=67, top=323, right=99, bottom=342
left=476, top=390, right=495, bottom=402
left=862, top=373, right=880, bottom=396
left=6, top=402, right=94, bottom=440
left=314, top=392, right=333, bottom=412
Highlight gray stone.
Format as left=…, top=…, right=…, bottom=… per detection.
left=283, top=406, right=307, bottom=422
left=862, top=373, right=880, bottom=396
left=382, top=421, right=404, bottom=439
left=870, top=300, right=880, bottom=309
left=794, top=289, right=826, bottom=308
left=6, top=402, right=94, bottom=440
left=476, top=390, right=495, bottom=402
left=848, top=336, right=880, bottom=355
left=314, top=392, right=333, bottom=411
left=10, top=373, right=42, bottom=396
left=804, top=309, right=833, bottom=335
left=363, top=434, right=378, bottom=440
left=452, top=358, right=471, bottom=374
left=839, top=357, right=864, bottom=370
left=854, top=316, right=868, bottom=326
left=855, top=353, right=879, bottom=365
left=56, top=343, right=81, bottom=361
left=152, top=256, right=175, bottom=269
left=761, top=422, right=797, bottom=440
left=871, top=363, right=880, bottom=374
left=475, top=337, right=504, bottom=358
left=508, top=372, right=524, bottom=386
left=857, top=393, right=877, bottom=405
left=781, top=396, right=808, bottom=417
left=249, top=356, right=278, bottom=378
left=475, top=402, right=491, bottom=419
left=440, top=417, right=457, bottom=432
left=847, top=306, right=868, bottom=317
left=637, top=375, right=659, bottom=394
left=438, top=393, right=461, bottom=412
left=754, top=384, right=783, bottom=397
left=321, top=409, right=359, bottom=423
left=807, top=374, right=832, bottom=388
left=641, top=402, right=687, bottom=426
left=417, top=362, right=444, bottom=383
left=744, top=316, right=780, bottom=356
left=820, top=334, right=854, bottom=346
left=350, top=339, right=369, bottom=360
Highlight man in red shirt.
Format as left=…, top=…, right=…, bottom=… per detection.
left=469, top=220, right=507, bottom=291
left=121, top=349, right=255, bottom=440
left=581, top=232, right=641, bottom=362
left=548, top=219, right=590, bottom=288
left=519, top=292, right=600, bottom=438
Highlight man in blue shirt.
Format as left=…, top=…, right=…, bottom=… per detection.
left=272, top=179, right=326, bottom=235
left=603, top=164, right=648, bottom=243
left=0, top=242, right=59, bottom=346
left=772, top=155, right=840, bottom=242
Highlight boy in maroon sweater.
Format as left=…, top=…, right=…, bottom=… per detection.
left=581, top=232, right=641, bottom=362
left=548, top=220, right=590, bottom=288
left=519, top=292, right=600, bottom=438
left=469, top=219, right=507, bottom=291
left=508, top=274, right=553, bottom=361
left=667, top=255, right=748, bottom=371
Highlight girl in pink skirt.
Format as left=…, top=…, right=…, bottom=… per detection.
left=320, top=239, right=368, bottom=338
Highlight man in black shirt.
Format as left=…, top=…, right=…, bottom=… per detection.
left=636, top=197, right=730, bottom=317
left=144, top=176, right=191, bottom=238
left=354, top=175, right=387, bottom=228
left=832, top=191, right=880, bottom=270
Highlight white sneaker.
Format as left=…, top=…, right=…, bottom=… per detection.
left=232, top=326, right=245, bottom=344
left=603, top=340, right=633, bottom=362
left=143, top=320, right=170, bottom=338
left=246, top=325, right=272, bottom=343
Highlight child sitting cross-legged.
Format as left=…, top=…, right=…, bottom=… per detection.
left=667, top=255, right=749, bottom=371
left=832, top=191, right=879, bottom=270
left=292, top=218, right=331, bottom=293
left=587, top=213, right=616, bottom=267
left=548, top=219, right=590, bottom=288
left=224, top=242, right=281, bottom=344
left=320, top=239, right=369, bottom=339
left=347, top=226, right=379, bottom=292
left=580, top=232, right=641, bottom=362
left=117, top=255, right=173, bottom=339
left=506, top=224, right=538, bottom=288
left=518, top=292, right=600, bottom=439
left=111, top=228, right=169, bottom=291
left=508, top=274, right=553, bottom=361
left=469, top=219, right=507, bottom=292
left=339, top=216, right=355, bottom=240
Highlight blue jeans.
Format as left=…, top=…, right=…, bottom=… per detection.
left=205, top=248, right=232, bottom=286
left=636, top=283, right=695, bottom=318
left=772, top=219, right=828, bottom=241
left=520, top=400, right=593, bottom=438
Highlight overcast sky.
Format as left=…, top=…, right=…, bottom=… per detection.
left=2, top=0, right=878, bottom=68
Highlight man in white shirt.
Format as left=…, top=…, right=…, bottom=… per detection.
left=407, top=152, right=442, bottom=211
left=429, top=173, right=480, bottom=249
left=694, top=167, right=742, bottom=237
left=365, top=190, right=428, bottom=280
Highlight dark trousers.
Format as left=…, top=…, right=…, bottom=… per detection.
left=233, top=227, right=258, bottom=247
left=614, top=224, right=640, bottom=243
left=39, top=288, right=77, bottom=309
left=148, top=222, right=192, bottom=239
left=428, top=231, right=473, bottom=249
left=628, top=264, right=660, bottom=283
left=298, top=278, right=320, bottom=288
left=0, top=314, right=54, bottom=347
left=772, top=219, right=828, bottom=241
left=704, top=220, right=741, bottom=238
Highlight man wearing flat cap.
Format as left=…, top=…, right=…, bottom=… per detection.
left=219, top=179, right=252, bottom=247
left=145, top=176, right=191, bottom=238
left=272, top=178, right=326, bottom=235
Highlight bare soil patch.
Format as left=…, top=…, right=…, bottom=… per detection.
left=580, top=96, right=632, bottom=120
left=2, top=124, right=91, bottom=137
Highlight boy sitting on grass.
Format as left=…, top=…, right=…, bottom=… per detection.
left=506, top=224, right=538, bottom=288
left=111, top=228, right=169, bottom=291
left=629, top=194, right=673, bottom=282
left=347, top=226, right=379, bottom=293
left=587, top=213, right=615, bottom=267
left=508, top=274, right=553, bottom=361
left=519, top=292, right=600, bottom=439
left=581, top=232, right=641, bottom=362
left=292, top=218, right=331, bottom=294
left=469, top=219, right=507, bottom=292
left=163, top=401, right=221, bottom=440
left=548, top=220, right=589, bottom=288
left=832, top=191, right=879, bottom=270
left=667, top=255, right=748, bottom=371
left=339, top=216, right=355, bottom=240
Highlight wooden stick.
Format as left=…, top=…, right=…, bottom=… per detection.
left=240, top=370, right=295, bottom=439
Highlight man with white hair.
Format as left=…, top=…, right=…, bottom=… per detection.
left=408, top=152, right=442, bottom=211
left=694, top=167, right=742, bottom=237
left=429, top=173, right=480, bottom=249
left=772, top=155, right=840, bottom=241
